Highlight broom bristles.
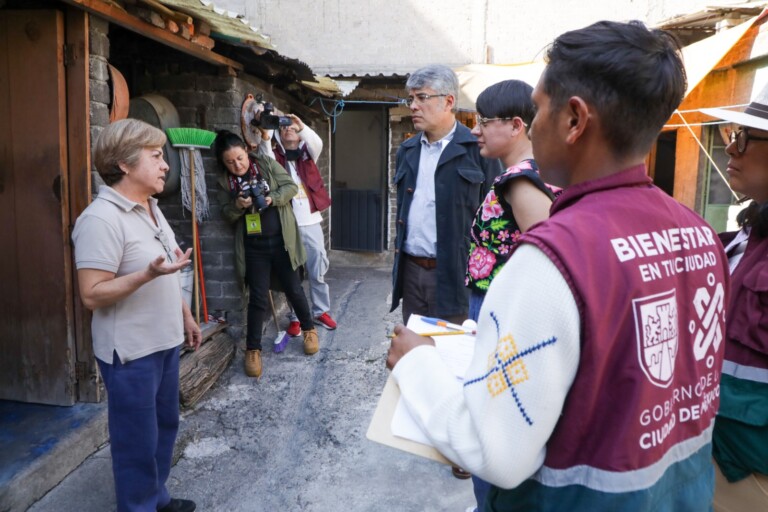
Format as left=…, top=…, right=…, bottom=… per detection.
left=166, top=127, right=217, bottom=149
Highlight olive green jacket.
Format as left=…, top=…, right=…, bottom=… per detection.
left=217, top=152, right=306, bottom=297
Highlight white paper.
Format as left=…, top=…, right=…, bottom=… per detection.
left=390, top=314, right=476, bottom=445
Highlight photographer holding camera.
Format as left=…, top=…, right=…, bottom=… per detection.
left=258, top=112, right=336, bottom=334
left=215, top=130, right=318, bottom=379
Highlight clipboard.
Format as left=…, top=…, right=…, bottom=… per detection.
left=366, top=374, right=453, bottom=465
left=366, top=314, right=476, bottom=465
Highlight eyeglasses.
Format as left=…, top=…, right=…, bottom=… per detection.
left=403, top=93, right=448, bottom=107
left=154, top=230, right=173, bottom=263
left=728, top=127, right=768, bottom=154
left=474, top=116, right=526, bottom=128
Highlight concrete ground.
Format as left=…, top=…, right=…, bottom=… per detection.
left=28, top=257, right=476, bottom=512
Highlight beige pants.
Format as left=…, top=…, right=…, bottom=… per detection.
left=713, top=462, right=768, bottom=512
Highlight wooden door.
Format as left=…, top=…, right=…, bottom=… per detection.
left=0, top=10, right=76, bottom=405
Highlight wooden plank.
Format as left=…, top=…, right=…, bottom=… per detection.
left=0, top=10, right=75, bottom=405
left=59, top=0, right=243, bottom=71
left=179, top=331, right=235, bottom=408
left=66, top=7, right=101, bottom=403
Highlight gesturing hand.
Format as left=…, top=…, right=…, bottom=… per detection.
left=147, top=247, right=193, bottom=278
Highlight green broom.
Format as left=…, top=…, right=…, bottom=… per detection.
left=166, top=128, right=216, bottom=325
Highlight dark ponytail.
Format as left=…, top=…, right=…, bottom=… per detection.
left=737, top=200, right=768, bottom=238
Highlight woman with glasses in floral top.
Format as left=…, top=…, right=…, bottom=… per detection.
left=463, top=79, right=559, bottom=512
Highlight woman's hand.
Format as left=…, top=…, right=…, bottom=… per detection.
left=182, top=301, right=202, bottom=351
left=147, top=248, right=193, bottom=278
left=265, top=196, right=273, bottom=207
left=236, top=195, right=253, bottom=210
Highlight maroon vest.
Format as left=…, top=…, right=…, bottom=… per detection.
left=718, top=229, right=768, bottom=369
left=519, top=166, right=729, bottom=479
left=275, top=145, right=331, bottom=213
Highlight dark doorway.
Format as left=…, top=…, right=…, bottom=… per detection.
left=652, top=131, right=677, bottom=196
left=331, top=107, right=388, bottom=252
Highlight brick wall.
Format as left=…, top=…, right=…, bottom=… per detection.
left=387, top=115, right=414, bottom=250
left=88, top=22, right=329, bottom=338
left=88, top=16, right=110, bottom=152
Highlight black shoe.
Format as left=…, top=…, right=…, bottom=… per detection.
left=158, top=498, right=196, bottom=512
left=451, top=465, right=472, bottom=479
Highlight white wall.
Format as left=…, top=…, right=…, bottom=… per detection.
left=216, top=0, right=729, bottom=75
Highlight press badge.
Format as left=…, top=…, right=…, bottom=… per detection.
left=245, top=213, right=262, bottom=235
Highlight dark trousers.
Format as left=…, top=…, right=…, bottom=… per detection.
left=97, top=346, right=180, bottom=512
left=245, top=234, right=312, bottom=350
left=401, top=256, right=466, bottom=324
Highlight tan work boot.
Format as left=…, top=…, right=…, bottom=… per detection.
left=244, top=349, right=262, bottom=378
left=303, top=328, right=319, bottom=355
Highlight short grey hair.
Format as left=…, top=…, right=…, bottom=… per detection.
left=93, top=118, right=166, bottom=186
left=406, top=64, right=459, bottom=112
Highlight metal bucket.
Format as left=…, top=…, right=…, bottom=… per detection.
left=179, top=266, right=194, bottom=308
left=128, top=94, right=182, bottom=197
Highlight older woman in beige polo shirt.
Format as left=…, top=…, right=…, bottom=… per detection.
left=72, top=119, right=201, bottom=512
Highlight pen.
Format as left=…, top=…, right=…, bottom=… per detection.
left=421, top=316, right=477, bottom=335
left=386, top=331, right=473, bottom=338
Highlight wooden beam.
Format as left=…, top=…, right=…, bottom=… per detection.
left=66, top=7, right=101, bottom=403
left=59, top=0, right=243, bottom=71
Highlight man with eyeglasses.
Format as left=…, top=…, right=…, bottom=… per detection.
left=391, top=64, right=500, bottom=331
left=388, top=22, right=729, bottom=511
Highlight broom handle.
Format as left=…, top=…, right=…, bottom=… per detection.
left=268, top=290, right=280, bottom=330
left=195, top=221, right=209, bottom=321
left=190, top=149, right=200, bottom=325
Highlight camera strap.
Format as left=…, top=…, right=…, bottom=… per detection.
left=227, top=158, right=263, bottom=195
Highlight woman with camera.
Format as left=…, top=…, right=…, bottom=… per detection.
left=215, top=130, right=318, bottom=379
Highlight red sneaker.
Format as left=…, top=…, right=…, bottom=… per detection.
left=314, top=312, right=337, bottom=330
left=286, top=321, right=301, bottom=337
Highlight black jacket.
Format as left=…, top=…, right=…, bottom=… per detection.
left=391, top=122, right=501, bottom=317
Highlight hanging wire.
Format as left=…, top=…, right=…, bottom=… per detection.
left=308, top=96, right=406, bottom=133
left=673, top=109, right=739, bottom=202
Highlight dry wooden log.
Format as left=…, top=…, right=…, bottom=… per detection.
left=134, top=6, right=165, bottom=28
left=191, top=33, right=215, bottom=50
left=179, top=22, right=193, bottom=40
left=166, top=19, right=179, bottom=34
left=179, top=330, right=235, bottom=408
left=197, top=21, right=211, bottom=36
left=137, top=0, right=192, bottom=25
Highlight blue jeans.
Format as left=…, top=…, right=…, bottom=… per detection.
left=289, top=222, right=331, bottom=319
left=468, top=289, right=491, bottom=511
left=97, top=347, right=180, bottom=512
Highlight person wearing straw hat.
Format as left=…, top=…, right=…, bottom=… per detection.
left=72, top=119, right=201, bottom=512
left=701, top=88, right=768, bottom=511
left=388, top=21, right=729, bottom=511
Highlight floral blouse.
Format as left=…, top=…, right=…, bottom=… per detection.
left=465, top=159, right=560, bottom=293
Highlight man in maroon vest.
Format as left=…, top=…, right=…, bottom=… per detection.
left=387, top=21, right=729, bottom=511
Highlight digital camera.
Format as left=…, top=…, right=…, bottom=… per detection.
left=253, top=101, right=292, bottom=130
left=240, top=178, right=270, bottom=212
